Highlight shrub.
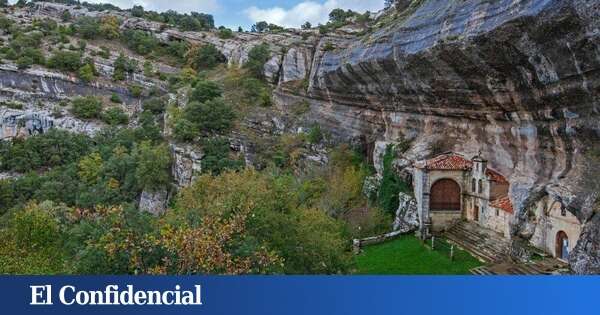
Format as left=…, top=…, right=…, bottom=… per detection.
left=110, top=93, right=122, bottom=104
left=78, top=64, right=95, bottom=82
left=48, top=50, right=82, bottom=72
left=172, top=118, right=197, bottom=142
left=307, top=124, right=323, bottom=144
left=122, top=29, right=159, bottom=55
left=184, top=98, right=235, bottom=135
left=70, top=96, right=103, bottom=119
left=129, top=84, right=143, bottom=97
left=75, top=16, right=101, bottom=39
left=102, top=107, right=129, bottom=126
left=190, top=80, right=222, bottom=103
left=217, top=27, right=233, bottom=39
left=142, top=97, right=166, bottom=114
left=377, top=144, right=412, bottom=213
left=134, top=142, right=171, bottom=192
left=187, top=43, right=225, bottom=71
left=16, top=56, right=33, bottom=69
left=113, top=53, right=138, bottom=81
left=201, top=137, right=244, bottom=175
left=244, top=43, right=270, bottom=79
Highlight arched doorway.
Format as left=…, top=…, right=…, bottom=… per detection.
left=430, top=179, right=461, bottom=211
left=556, top=231, right=569, bottom=261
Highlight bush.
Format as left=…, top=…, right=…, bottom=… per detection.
left=122, top=29, right=159, bottom=55
left=129, top=84, right=143, bottom=98
left=172, top=118, right=197, bottom=142
left=201, top=137, right=244, bottom=175
left=241, top=77, right=271, bottom=107
left=190, top=80, right=222, bottom=103
left=142, top=97, right=167, bottom=114
left=78, top=64, right=95, bottom=82
left=184, top=98, right=235, bottom=135
left=48, top=50, right=82, bottom=72
left=134, top=142, right=171, bottom=192
left=110, top=93, right=122, bottom=104
left=377, top=144, right=411, bottom=213
left=217, top=27, right=233, bottom=39
left=102, top=107, right=129, bottom=125
left=187, top=44, right=225, bottom=71
left=70, top=96, right=103, bottom=119
left=113, top=53, right=138, bottom=81
left=244, top=43, right=270, bottom=79
left=75, top=16, right=101, bottom=39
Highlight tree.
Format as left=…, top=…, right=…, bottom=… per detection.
left=244, top=43, right=270, bottom=79
left=75, top=16, right=101, bottom=39
left=102, top=107, right=129, bottom=126
left=190, top=80, right=223, bottom=103
left=134, top=142, right=171, bottom=192
left=131, top=5, right=145, bottom=17
left=184, top=99, right=235, bottom=135
left=48, top=50, right=82, bottom=72
left=70, top=96, right=103, bottom=120
left=100, top=16, right=120, bottom=40
left=201, top=137, right=244, bottom=175
left=252, top=21, right=269, bottom=33
left=329, top=8, right=353, bottom=24
left=301, top=21, right=312, bottom=30
left=78, top=152, right=104, bottom=185
left=186, top=44, right=225, bottom=71
left=113, top=53, right=138, bottom=81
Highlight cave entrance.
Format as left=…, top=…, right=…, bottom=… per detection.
left=556, top=231, right=569, bottom=261
left=430, top=179, right=461, bottom=211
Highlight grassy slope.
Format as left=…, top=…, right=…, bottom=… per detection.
left=355, top=235, right=482, bottom=275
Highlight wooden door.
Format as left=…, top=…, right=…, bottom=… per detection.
left=430, top=179, right=461, bottom=211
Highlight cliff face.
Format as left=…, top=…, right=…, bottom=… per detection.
left=274, top=0, right=600, bottom=272
left=6, top=1, right=600, bottom=273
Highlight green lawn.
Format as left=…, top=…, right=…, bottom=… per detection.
left=354, top=235, right=482, bottom=275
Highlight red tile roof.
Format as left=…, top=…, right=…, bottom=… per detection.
left=490, top=196, right=514, bottom=214
left=486, top=168, right=509, bottom=184
left=424, top=154, right=473, bottom=170
left=419, top=153, right=510, bottom=184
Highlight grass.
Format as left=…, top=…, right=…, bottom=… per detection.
left=355, top=235, right=482, bottom=275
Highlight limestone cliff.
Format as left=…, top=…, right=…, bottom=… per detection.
left=5, top=1, right=600, bottom=273
left=280, top=0, right=600, bottom=273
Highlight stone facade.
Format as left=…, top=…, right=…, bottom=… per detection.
left=413, top=153, right=583, bottom=261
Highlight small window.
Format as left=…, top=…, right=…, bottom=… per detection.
left=478, top=180, right=483, bottom=194
left=496, top=208, right=500, bottom=216
left=471, top=178, right=476, bottom=192
left=561, top=207, right=567, bottom=217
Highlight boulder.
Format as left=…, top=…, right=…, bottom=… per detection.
left=139, top=189, right=168, bottom=215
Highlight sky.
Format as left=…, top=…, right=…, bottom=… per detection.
left=78, top=0, right=386, bottom=29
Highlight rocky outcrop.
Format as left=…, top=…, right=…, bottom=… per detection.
left=0, top=108, right=101, bottom=139
left=139, top=189, right=168, bottom=215
left=393, top=192, right=419, bottom=233
left=171, top=144, right=203, bottom=188
left=571, top=212, right=600, bottom=274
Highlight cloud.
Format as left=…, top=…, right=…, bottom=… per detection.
left=83, top=0, right=220, bottom=14
left=244, top=0, right=384, bottom=28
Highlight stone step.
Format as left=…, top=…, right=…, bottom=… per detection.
left=449, top=224, right=510, bottom=249
left=445, top=228, right=507, bottom=258
left=470, top=266, right=496, bottom=275
left=444, top=221, right=510, bottom=263
left=446, top=232, right=499, bottom=263
left=447, top=227, right=509, bottom=254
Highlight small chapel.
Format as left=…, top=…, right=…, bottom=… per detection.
left=412, top=152, right=582, bottom=261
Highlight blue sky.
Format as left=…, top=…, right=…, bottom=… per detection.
left=79, top=0, right=385, bottom=29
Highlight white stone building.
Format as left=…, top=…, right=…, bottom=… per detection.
left=412, top=152, right=581, bottom=261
